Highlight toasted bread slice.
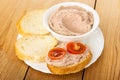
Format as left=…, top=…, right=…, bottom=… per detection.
left=47, top=52, right=92, bottom=75
left=15, top=35, right=58, bottom=62
left=17, top=10, right=49, bottom=35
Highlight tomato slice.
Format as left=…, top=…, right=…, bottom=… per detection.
left=66, top=42, right=86, bottom=54
left=48, top=48, right=66, bottom=60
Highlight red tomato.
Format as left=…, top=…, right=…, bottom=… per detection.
left=48, top=48, right=66, bottom=60
left=66, top=42, right=86, bottom=54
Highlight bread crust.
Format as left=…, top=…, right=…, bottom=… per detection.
left=47, top=52, right=92, bottom=75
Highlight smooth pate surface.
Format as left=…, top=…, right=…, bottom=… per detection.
left=49, top=6, right=94, bottom=36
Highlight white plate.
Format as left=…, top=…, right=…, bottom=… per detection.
left=17, top=27, right=104, bottom=73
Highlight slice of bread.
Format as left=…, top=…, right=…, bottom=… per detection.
left=17, top=10, right=49, bottom=35
left=47, top=52, right=92, bottom=75
left=15, top=35, right=58, bottom=62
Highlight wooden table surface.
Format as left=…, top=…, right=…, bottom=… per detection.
left=0, top=0, right=120, bottom=80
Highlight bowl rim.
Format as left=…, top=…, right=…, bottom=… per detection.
left=43, top=2, right=100, bottom=38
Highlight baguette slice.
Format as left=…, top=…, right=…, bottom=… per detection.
left=15, top=35, right=58, bottom=62
left=47, top=52, right=92, bottom=75
left=17, top=10, right=49, bottom=35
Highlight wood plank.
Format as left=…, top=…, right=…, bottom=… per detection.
left=0, top=0, right=30, bottom=79
left=0, top=0, right=52, bottom=79
left=25, top=0, right=96, bottom=80
left=83, top=0, right=120, bottom=80
left=26, top=68, right=84, bottom=80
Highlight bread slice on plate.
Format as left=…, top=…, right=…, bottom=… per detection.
left=47, top=52, right=92, bottom=75
left=46, top=42, right=92, bottom=75
left=17, top=10, right=49, bottom=36
left=15, top=35, right=58, bottom=62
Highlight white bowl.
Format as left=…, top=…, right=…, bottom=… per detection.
left=43, top=2, right=100, bottom=42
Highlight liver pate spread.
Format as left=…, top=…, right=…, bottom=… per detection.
left=46, top=42, right=90, bottom=67
left=49, top=6, right=94, bottom=36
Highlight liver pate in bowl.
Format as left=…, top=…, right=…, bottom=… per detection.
left=43, top=2, right=100, bottom=42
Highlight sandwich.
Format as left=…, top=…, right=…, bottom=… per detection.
left=46, top=41, right=92, bottom=75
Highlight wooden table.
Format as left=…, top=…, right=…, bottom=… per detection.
left=0, top=0, right=120, bottom=80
